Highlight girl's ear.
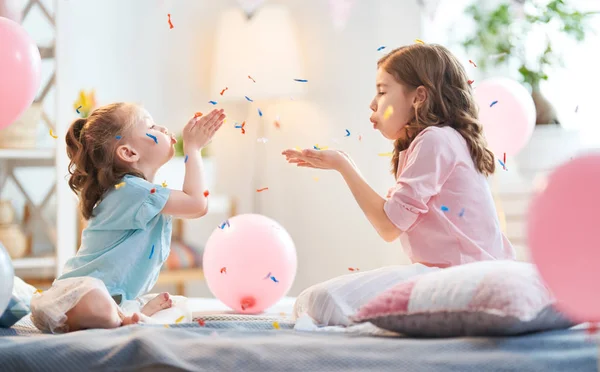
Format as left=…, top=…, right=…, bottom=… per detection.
left=116, top=145, right=139, bottom=163
left=413, top=86, right=428, bottom=106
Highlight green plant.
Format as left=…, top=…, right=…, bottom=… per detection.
left=462, top=0, right=597, bottom=89
left=173, top=134, right=212, bottom=157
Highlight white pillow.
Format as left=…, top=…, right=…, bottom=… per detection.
left=293, top=264, right=439, bottom=326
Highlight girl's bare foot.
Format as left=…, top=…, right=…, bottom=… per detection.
left=121, top=312, right=141, bottom=326
left=141, top=292, right=172, bottom=317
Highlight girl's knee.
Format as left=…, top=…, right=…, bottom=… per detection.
left=66, top=288, right=121, bottom=331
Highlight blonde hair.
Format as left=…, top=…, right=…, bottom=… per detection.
left=378, top=44, right=495, bottom=176
left=65, top=103, right=144, bottom=219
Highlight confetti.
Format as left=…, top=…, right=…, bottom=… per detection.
left=258, top=108, right=263, bottom=117
left=115, top=182, right=126, bottom=189
left=272, top=321, right=280, bottom=330
left=295, top=147, right=302, bottom=151
left=270, top=276, right=279, bottom=283
left=248, top=75, right=256, bottom=83
left=219, top=220, right=230, bottom=229
left=208, top=101, right=218, bottom=105
left=175, top=316, right=185, bottom=324
left=184, top=154, right=188, bottom=163
left=459, top=208, right=465, bottom=217
left=264, top=272, right=272, bottom=279
left=194, top=112, right=203, bottom=118
left=414, top=39, right=425, bottom=44
left=203, top=190, right=210, bottom=197
left=490, top=100, right=498, bottom=107
left=245, top=96, right=253, bottom=102
left=234, top=121, right=246, bottom=134
left=220, top=87, right=228, bottom=96
left=441, top=205, right=449, bottom=212
left=468, top=59, right=477, bottom=67
left=116, top=135, right=122, bottom=140
left=220, top=267, right=227, bottom=274
left=49, top=129, right=58, bottom=139
left=313, top=177, right=319, bottom=181
left=149, top=244, right=155, bottom=259
left=146, top=133, right=158, bottom=144
left=383, top=105, right=393, bottom=120
left=161, top=181, right=168, bottom=188
left=378, top=152, right=393, bottom=157
left=274, top=116, right=281, bottom=129
left=164, top=324, right=170, bottom=328
left=197, top=319, right=206, bottom=326
left=503, top=152, right=506, bottom=166
left=345, top=129, right=351, bottom=137
left=257, top=137, right=268, bottom=143
left=313, top=144, right=329, bottom=150
left=76, top=105, right=82, bottom=114
left=498, top=159, right=507, bottom=170
left=257, top=187, right=269, bottom=192
left=35, top=289, right=43, bottom=294
left=294, top=79, right=308, bottom=83
left=348, top=267, right=360, bottom=271
left=467, top=80, right=474, bottom=85
left=377, top=46, right=386, bottom=51
left=167, top=13, right=174, bottom=29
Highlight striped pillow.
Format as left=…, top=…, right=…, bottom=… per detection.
left=352, top=261, right=573, bottom=337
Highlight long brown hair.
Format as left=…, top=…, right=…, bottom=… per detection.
left=378, top=44, right=495, bottom=176
left=65, top=103, right=144, bottom=219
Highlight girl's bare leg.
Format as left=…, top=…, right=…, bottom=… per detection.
left=64, top=288, right=140, bottom=331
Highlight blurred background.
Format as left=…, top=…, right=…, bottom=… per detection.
left=0, top=0, right=598, bottom=297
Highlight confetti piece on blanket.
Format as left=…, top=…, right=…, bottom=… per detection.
left=258, top=108, right=263, bottom=117
left=146, top=133, right=158, bottom=144
left=467, top=80, right=474, bottom=85
left=272, top=321, right=280, bottom=330
left=490, top=100, right=498, bottom=107
left=294, top=79, right=308, bottom=83
left=257, top=187, right=269, bottom=192
left=204, top=190, right=210, bottom=197
left=348, top=267, right=360, bottom=271
left=150, top=188, right=156, bottom=194
left=270, top=276, right=279, bottom=283
left=116, top=135, right=122, bottom=140
left=219, top=220, right=230, bottom=229
left=441, top=205, right=449, bottom=212
left=164, top=324, right=169, bottom=328
left=167, top=13, right=174, bottom=29
left=220, top=87, right=228, bottom=96
left=378, top=152, right=393, bottom=157
left=184, top=154, right=188, bottom=163
left=209, top=101, right=218, bottom=105
left=245, top=96, right=253, bottom=102
left=468, top=59, right=477, bottom=67
left=49, top=129, right=58, bottom=139
left=175, top=316, right=185, bottom=324
left=383, top=105, right=394, bottom=120
left=345, top=129, right=351, bottom=137
left=459, top=208, right=465, bottom=217
left=414, top=39, right=425, bottom=44
left=161, top=181, right=168, bottom=188
left=377, top=46, right=386, bottom=51
left=197, top=319, right=206, bottom=326
left=76, top=105, right=82, bottom=114
left=149, top=245, right=155, bottom=259
left=115, top=182, right=126, bottom=189
left=248, top=75, right=256, bottom=83
left=194, top=112, right=203, bottom=118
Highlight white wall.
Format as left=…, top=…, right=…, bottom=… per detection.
left=54, top=0, right=424, bottom=296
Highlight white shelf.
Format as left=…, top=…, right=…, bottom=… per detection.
left=12, top=256, right=57, bottom=270
left=0, top=148, right=55, bottom=160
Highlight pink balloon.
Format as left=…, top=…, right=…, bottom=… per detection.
left=528, top=154, right=600, bottom=322
left=0, top=17, right=41, bottom=130
left=474, top=77, right=536, bottom=157
left=203, top=214, right=297, bottom=314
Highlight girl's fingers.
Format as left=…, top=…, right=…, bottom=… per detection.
left=205, top=112, right=226, bottom=130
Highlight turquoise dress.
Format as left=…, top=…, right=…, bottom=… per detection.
left=58, top=175, right=172, bottom=301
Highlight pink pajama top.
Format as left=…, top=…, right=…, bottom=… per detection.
left=384, top=126, right=515, bottom=267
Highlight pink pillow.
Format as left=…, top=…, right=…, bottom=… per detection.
left=352, top=261, right=573, bottom=337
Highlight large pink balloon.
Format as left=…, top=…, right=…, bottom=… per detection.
left=474, top=77, right=536, bottom=157
left=0, top=17, right=41, bottom=130
left=203, top=214, right=297, bottom=314
left=528, top=154, right=600, bottom=322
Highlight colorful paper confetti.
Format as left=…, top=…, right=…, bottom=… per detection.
left=467, top=80, right=474, bottom=85
left=348, top=267, right=360, bottom=272
left=194, top=112, right=203, bottom=118
left=383, top=105, right=394, bottom=120
left=220, top=267, right=227, bottom=274
left=503, top=152, right=506, bottom=166
left=294, top=79, right=308, bottom=83
left=161, top=181, right=168, bottom=188
left=219, top=220, right=230, bottom=229
left=208, top=101, right=218, bottom=105
left=115, top=182, right=126, bottom=189
left=274, top=116, right=281, bottom=129
left=258, top=108, right=263, bottom=117
left=441, top=205, right=449, bottom=212
left=378, top=152, right=393, bottom=157
left=490, top=100, right=498, bottom=107
left=234, top=121, right=246, bottom=134
left=175, top=316, right=185, bottom=324
left=150, top=188, right=156, bottom=194
left=49, top=129, right=58, bottom=139
left=468, top=59, right=477, bottom=67
left=414, top=39, right=425, bottom=44
left=345, top=129, right=351, bottom=137
left=149, top=244, right=155, bottom=259
left=116, top=135, right=122, bottom=140
left=220, top=87, right=228, bottom=96
left=197, top=319, right=206, bottom=326
left=203, top=190, right=210, bottom=197
left=377, top=46, right=386, bottom=51
left=146, top=133, right=158, bottom=144
left=245, top=96, right=253, bottom=102
left=313, top=144, right=329, bottom=150
left=35, top=289, right=43, bottom=294
left=272, top=321, right=280, bottom=330
left=270, top=276, right=279, bottom=283
left=459, top=208, right=465, bottom=217
left=76, top=105, right=82, bottom=114
left=264, top=272, right=272, bottom=279
left=167, top=13, right=174, bottom=29
left=498, top=159, right=507, bottom=170
left=257, top=187, right=269, bottom=192
left=248, top=75, right=256, bottom=83
left=184, top=154, right=189, bottom=163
